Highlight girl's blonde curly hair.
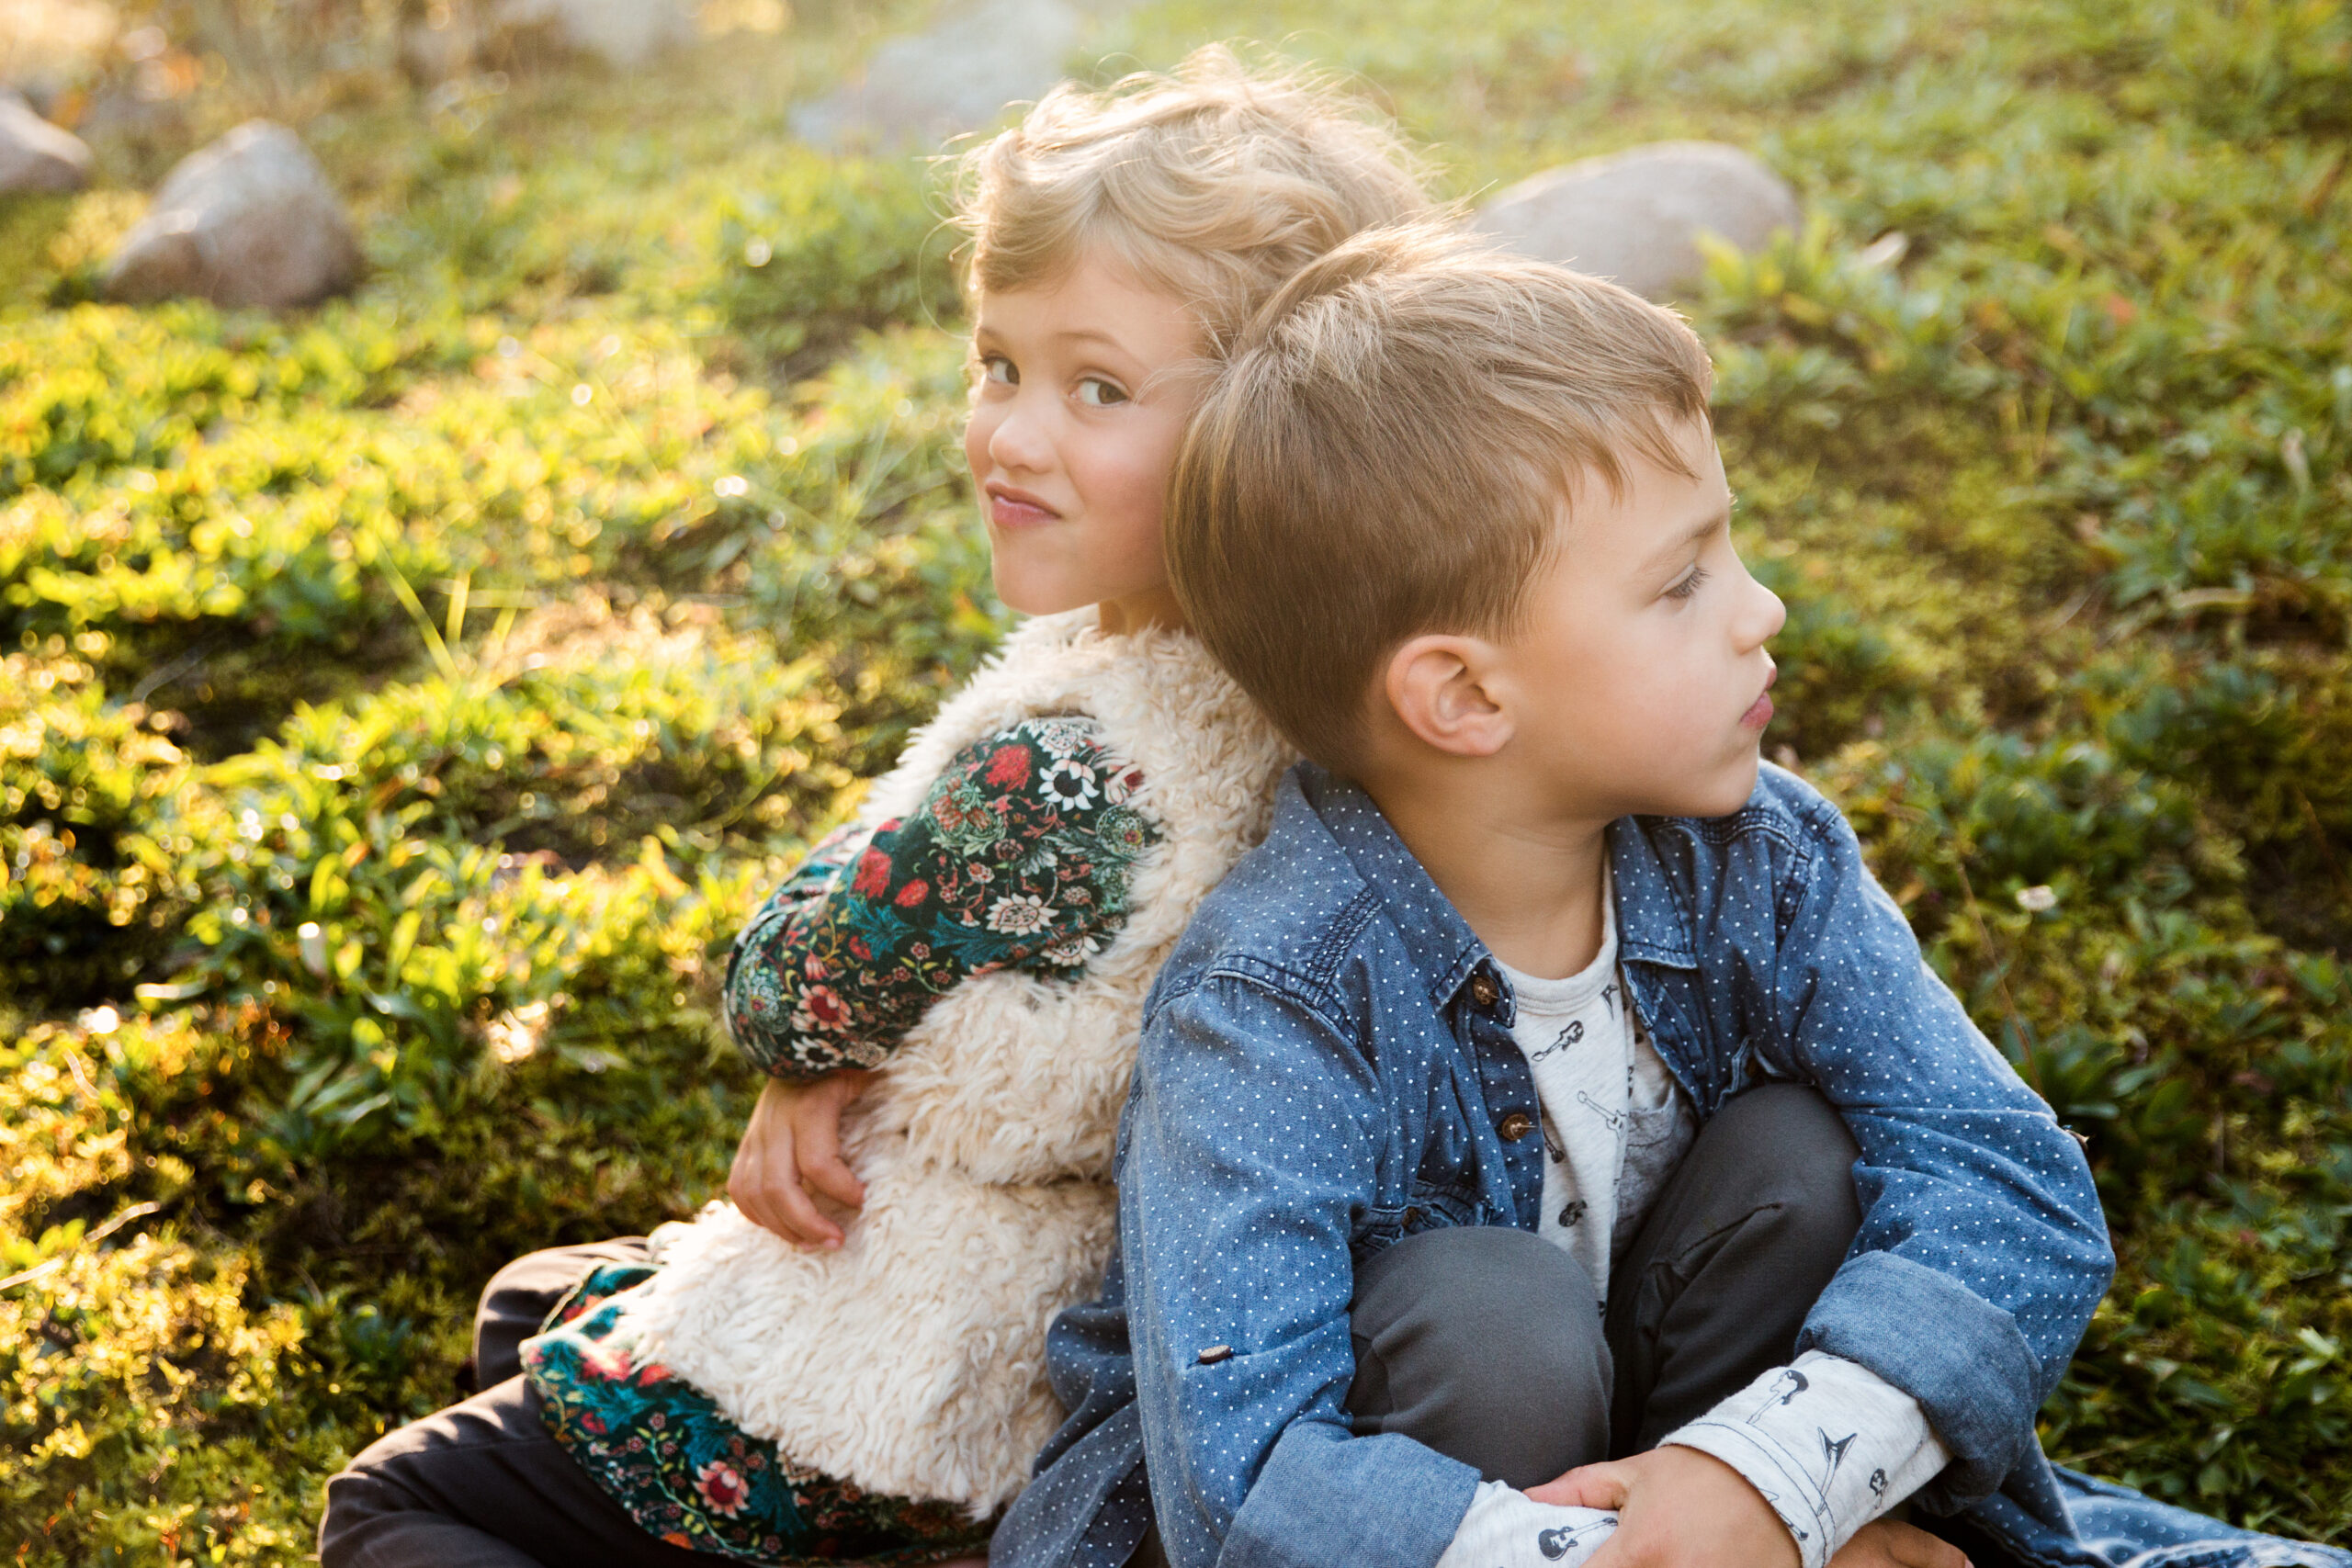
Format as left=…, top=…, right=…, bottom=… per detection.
left=951, top=45, right=1441, bottom=356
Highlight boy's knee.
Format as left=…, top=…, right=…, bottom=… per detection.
left=1349, top=1225, right=1610, bottom=1485
left=1706, top=1083, right=1861, bottom=1257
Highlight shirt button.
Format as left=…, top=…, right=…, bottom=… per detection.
left=1468, top=972, right=1500, bottom=1009
left=1498, top=1111, right=1535, bottom=1143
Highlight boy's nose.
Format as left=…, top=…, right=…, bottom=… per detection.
left=1741, top=575, right=1787, bottom=649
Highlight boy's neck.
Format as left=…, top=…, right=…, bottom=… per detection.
left=1360, top=763, right=1612, bottom=982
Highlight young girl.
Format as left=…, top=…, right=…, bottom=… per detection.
left=318, top=51, right=1434, bottom=1568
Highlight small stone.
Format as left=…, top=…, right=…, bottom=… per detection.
left=791, top=0, right=1098, bottom=151
left=0, top=87, right=93, bottom=194
left=103, top=119, right=362, bottom=310
left=491, top=0, right=694, bottom=70
left=1472, top=141, right=1802, bottom=301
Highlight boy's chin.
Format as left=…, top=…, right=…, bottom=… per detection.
left=1674, top=754, right=1765, bottom=819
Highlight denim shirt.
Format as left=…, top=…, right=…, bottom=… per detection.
left=990, top=763, right=2351, bottom=1568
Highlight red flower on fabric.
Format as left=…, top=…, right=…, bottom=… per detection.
left=582, top=1412, right=607, bottom=1436
left=696, top=1460, right=751, bottom=1517
left=895, top=879, right=930, bottom=907
left=986, top=745, right=1030, bottom=787
left=848, top=936, right=871, bottom=961
left=800, top=986, right=847, bottom=1029
left=852, top=849, right=891, bottom=897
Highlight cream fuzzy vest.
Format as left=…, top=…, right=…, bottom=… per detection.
left=606, top=608, right=1292, bottom=1518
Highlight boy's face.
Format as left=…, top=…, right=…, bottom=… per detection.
left=1498, top=418, right=1786, bottom=821
left=964, top=254, right=1202, bottom=627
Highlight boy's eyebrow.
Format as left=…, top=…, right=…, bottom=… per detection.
left=1638, top=502, right=1731, bottom=574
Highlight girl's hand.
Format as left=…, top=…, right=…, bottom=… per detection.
left=728, top=1071, right=874, bottom=1247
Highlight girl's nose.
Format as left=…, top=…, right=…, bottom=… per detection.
left=988, top=396, right=1054, bottom=475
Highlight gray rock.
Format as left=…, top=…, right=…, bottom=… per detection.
left=0, top=87, right=92, bottom=193
left=1473, top=141, right=1801, bottom=301
left=791, top=0, right=1096, bottom=150
left=103, top=120, right=362, bottom=310
left=491, top=0, right=694, bottom=70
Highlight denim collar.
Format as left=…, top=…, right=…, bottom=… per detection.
left=1297, top=764, right=1701, bottom=1017
left=1296, top=765, right=1504, bottom=1020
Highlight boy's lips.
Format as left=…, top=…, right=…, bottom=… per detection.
left=985, top=481, right=1061, bottom=527
left=1740, top=665, right=1778, bottom=730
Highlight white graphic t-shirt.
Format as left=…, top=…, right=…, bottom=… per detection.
left=1493, top=872, right=1697, bottom=1307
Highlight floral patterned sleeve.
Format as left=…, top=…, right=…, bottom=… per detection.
left=721, top=716, right=1160, bottom=1079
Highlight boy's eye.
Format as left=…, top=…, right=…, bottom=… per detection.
left=979, top=355, right=1017, bottom=386
left=1074, top=377, right=1129, bottom=408
left=1665, top=565, right=1711, bottom=601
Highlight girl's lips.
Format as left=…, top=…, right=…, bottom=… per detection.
left=985, top=483, right=1060, bottom=528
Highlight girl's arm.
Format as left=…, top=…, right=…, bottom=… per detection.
left=721, top=715, right=1159, bottom=1077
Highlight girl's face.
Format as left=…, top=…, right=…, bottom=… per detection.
left=964, top=254, right=1203, bottom=635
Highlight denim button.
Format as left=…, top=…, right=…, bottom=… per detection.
left=1468, top=972, right=1500, bottom=1009
left=1498, top=1111, right=1534, bottom=1142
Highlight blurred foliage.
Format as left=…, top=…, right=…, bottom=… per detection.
left=3, top=0, right=2351, bottom=1559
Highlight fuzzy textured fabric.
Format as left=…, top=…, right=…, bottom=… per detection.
left=605, top=609, right=1293, bottom=1517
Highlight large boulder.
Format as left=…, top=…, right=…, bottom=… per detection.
left=0, top=87, right=92, bottom=193
left=103, top=120, right=361, bottom=310
left=1472, top=141, right=1801, bottom=302
left=791, top=0, right=1091, bottom=150
left=491, top=0, right=694, bottom=70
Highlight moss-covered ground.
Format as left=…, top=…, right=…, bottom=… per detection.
left=3, top=0, right=2348, bottom=1560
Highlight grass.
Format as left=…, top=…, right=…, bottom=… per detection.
left=3, top=0, right=2349, bottom=1559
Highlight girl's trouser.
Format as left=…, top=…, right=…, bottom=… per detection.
left=317, top=1237, right=708, bottom=1568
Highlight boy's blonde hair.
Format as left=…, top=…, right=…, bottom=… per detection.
left=952, top=47, right=1436, bottom=356
left=1167, top=223, right=1716, bottom=773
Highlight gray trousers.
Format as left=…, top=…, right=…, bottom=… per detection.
left=323, top=1085, right=1860, bottom=1567
left=1346, top=1081, right=1864, bottom=1487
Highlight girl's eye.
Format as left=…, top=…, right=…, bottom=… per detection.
left=1074, top=377, right=1129, bottom=408
left=1665, top=565, right=1711, bottom=601
left=979, top=355, right=1017, bottom=386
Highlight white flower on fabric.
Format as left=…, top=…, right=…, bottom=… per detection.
left=1040, top=932, right=1100, bottom=968
left=987, top=894, right=1056, bottom=935
left=1027, top=716, right=1096, bottom=758
left=1040, top=759, right=1100, bottom=810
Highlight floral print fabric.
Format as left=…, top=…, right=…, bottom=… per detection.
left=528, top=716, right=1161, bottom=1558
left=722, top=716, right=1158, bottom=1078
left=522, top=1263, right=992, bottom=1564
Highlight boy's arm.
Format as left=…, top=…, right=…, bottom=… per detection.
left=1761, top=794, right=2114, bottom=1509
left=1122, top=974, right=1480, bottom=1568
left=721, top=717, right=1157, bottom=1077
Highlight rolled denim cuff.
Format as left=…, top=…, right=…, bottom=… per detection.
left=1796, top=1250, right=2041, bottom=1506
left=1223, top=1421, right=1479, bottom=1568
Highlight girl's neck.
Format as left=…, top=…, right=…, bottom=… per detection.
left=1095, top=587, right=1188, bottom=637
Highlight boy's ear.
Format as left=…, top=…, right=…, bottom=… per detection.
left=1381, top=634, right=1514, bottom=759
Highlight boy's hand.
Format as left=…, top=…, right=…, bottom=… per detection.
left=1531, top=1447, right=1797, bottom=1568
left=1829, top=1519, right=1971, bottom=1568
left=728, top=1071, right=873, bottom=1247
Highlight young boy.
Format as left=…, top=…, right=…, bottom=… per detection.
left=988, top=227, right=2352, bottom=1568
